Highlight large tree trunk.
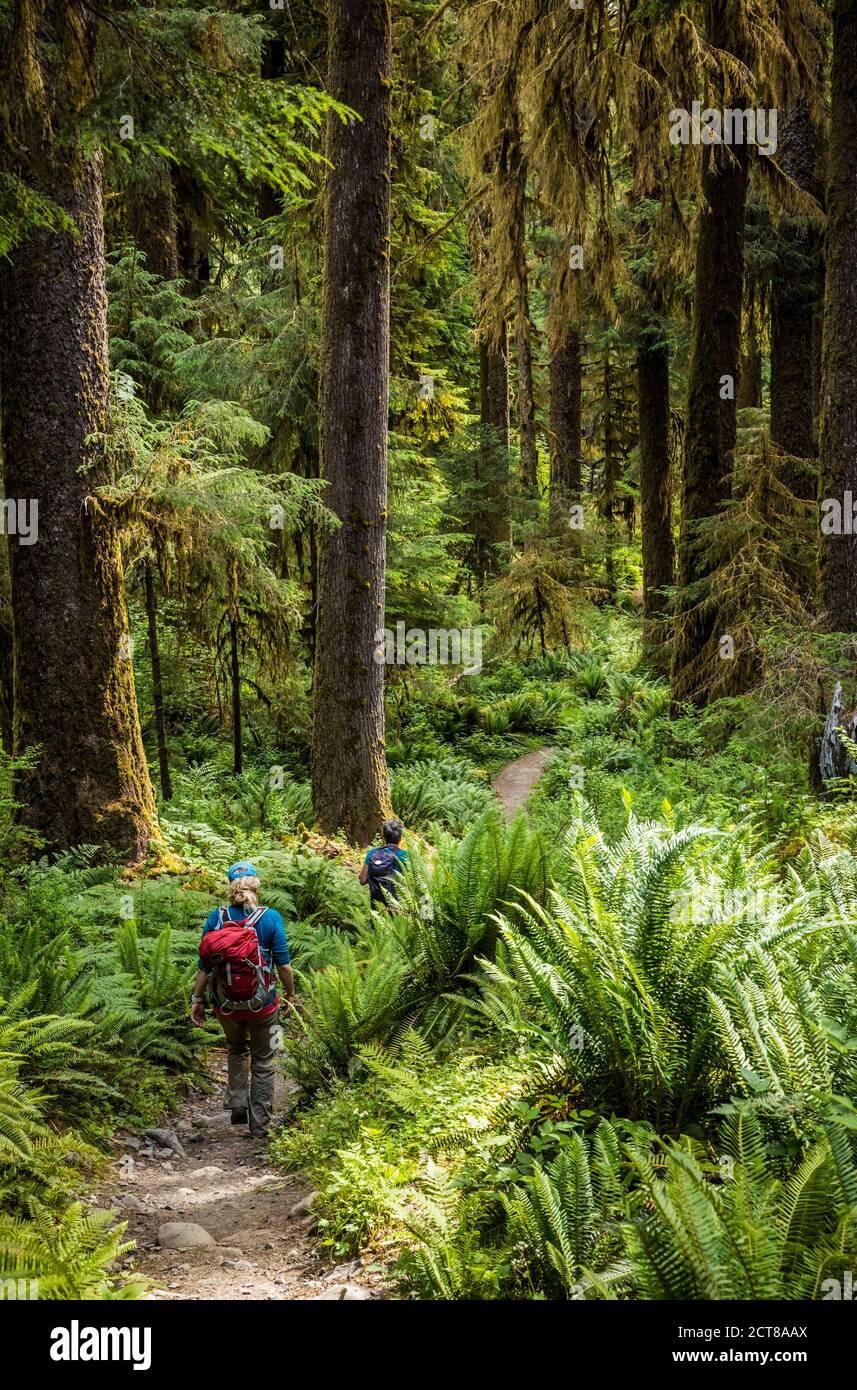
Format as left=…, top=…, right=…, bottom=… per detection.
left=259, top=35, right=286, bottom=226
left=144, top=563, right=172, bottom=801
left=311, top=0, right=392, bottom=843
left=637, top=335, right=674, bottom=667
left=476, top=325, right=511, bottom=584
left=129, top=160, right=179, bottom=280
left=505, top=100, right=538, bottom=495
left=548, top=323, right=583, bottom=521
left=172, top=168, right=211, bottom=288
left=230, top=616, right=243, bottom=776
left=0, top=3, right=155, bottom=859
left=516, top=304, right=538, bottom=495
left=737, top=330, right=762, bottom=408
left=770, top=100, right=819, bottom=491
left=671, top=1, right=751, bottom=704
left=819, top=0, right=857, bottom=630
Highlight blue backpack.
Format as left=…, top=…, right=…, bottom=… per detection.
left=366, top=846, right=402, bottom=904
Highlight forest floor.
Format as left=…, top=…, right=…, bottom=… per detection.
left=95, top=746, right=556, bottom=1301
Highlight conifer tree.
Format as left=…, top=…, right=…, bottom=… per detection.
left=311, top=0, right=394, bottom=842
left=0, top=0, right=156, bottom=860
left=819, top=0, right=857, bottom=630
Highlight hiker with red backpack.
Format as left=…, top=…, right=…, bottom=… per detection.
left=359, top=818, right=409, bottom=910
left=191, top=861, right=295, bottom=1140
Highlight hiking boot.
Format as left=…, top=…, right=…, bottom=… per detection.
left=230, top=1107, right=248, bottom=1125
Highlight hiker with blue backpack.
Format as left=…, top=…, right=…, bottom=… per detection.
left=359, top=818, right=409, bottom=909
left=190, top=861, right=295, bottom=1140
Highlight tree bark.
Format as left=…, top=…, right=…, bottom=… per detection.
left=549, top=323, right=583, bottom=520
left=0, top=3, right=155, bottom=859
left=737, top=337, right=762, bottom=408
left=129, top=161, right=179, bottom=280
left=819, top=0, right=857, bottom=630
left=516, top=303, right=538, bottom=494
left=770, top=100, right=820, bottom=491
left=311, top=0, right=392, bottom=843
left=144, top=563, right=172, bottom=801
left=230, top=616, right=243, bottom=776
left=671, top=0, right=751, bottom=704
left=476, top=325, right=511, bottom=584
left=637, top=336, right=674, bottom=667
left=260, top=36, right=287, bottom=224
left=172, top=168, right=211, bottom=287
left=505, top=99, right=538, bottom=494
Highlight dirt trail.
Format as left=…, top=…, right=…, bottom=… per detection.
left=96, top=1048, right=381, bottom=1301
left=491, top=746, right=556, bottom=817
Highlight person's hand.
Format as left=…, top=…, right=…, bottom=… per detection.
left=280, top=994, right=298, bottom=1018
left=191, top=1000, right=206, bottom=1028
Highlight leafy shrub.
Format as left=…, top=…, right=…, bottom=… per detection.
left=477, top=803, right=820, bottom=1129
left=391, top=757, right=492, bottom=833
left=397, top=808, right=553, bottom=985
left=0, top=1204, right=145, bottom=1299
left=624, top=1106, right=857, bottom=1299
left=253, top=849, right=368, bottom=930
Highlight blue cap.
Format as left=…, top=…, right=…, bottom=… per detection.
left=227, top=861, right=257, bottom=882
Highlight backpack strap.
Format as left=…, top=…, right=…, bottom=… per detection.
left=215, top=905, right=266, bottom=929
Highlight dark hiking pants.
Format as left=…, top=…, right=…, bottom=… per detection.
left=219, top=1012, right=278, bottom=1137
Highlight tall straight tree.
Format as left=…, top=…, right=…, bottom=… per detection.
left=549, top=322, right=583, bottom=521
left=311, top=0, right=393, bottom=843
left=505, top=99, right=538, bottom=494
left=637, top=326, right=674, bottom=667
left=819, top=0, right=857, bottom=630
left=0, top=0, right=155, bottom=860
left=770, top=102, right=820, bottom=482
left=671, top=0, right=752, bottom=704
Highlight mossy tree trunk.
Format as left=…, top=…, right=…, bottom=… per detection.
left=311, top=0, right=392, bottom=843
left=770, top=100, right=820, bottom=489
left=516, top=306, right=538, bottom=495
left=144, top=564, right=172, bottom=801
left=819, top=0, right=857, bottom=631
left=506, top=100, right=538, bottom=495
left=548, top=323, right=583, bottom=523
left=671, top=0, right=751, bottom=704
left=0, top=1, right=155, bottom=860
left=230, top=616, right=243, bottom=777
left=637, top=333, right=674, bottom=668
left=476, top=325, right=512, bottom=584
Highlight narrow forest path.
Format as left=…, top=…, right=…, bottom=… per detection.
left=491, top=746, right=556, bottom=817
left=97, top=746, right=556, bottom=1301
left=97, top=1049, right=382, bottom=1301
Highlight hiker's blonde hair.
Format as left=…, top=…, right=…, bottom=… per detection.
left=227, top=874, right=261, bottom=908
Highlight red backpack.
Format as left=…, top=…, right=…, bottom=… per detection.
left=199, top=906, right=274, bottom=1014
